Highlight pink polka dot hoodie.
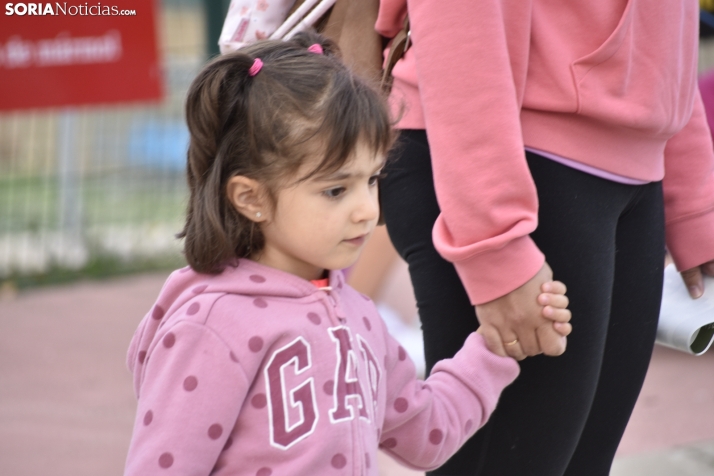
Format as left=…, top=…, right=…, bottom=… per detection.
left=124, top=259, right=519, bottom=475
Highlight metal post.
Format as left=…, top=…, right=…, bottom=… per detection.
left=57, top=109, right=85, bottom=267
left=204, top=0, right=232, bottom=58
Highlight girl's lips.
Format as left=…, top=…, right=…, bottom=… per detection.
left=344, top=235, right=366, bottom=246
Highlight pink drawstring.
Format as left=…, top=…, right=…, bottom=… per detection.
left=248, top=58, right=263, bottom=77
left=307, top=44, right=323, bottom=55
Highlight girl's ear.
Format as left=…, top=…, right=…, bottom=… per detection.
left=226, top=175, right=269, bottom=222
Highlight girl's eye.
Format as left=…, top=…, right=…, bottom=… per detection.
left=323, top=187, right=346, bottom=199
left=368, top=173, right=386, bottom=186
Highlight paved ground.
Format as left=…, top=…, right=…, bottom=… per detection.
left=1, top=272, right=714, bottom=475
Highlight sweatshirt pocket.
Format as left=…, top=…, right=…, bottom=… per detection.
left=571, top=0, right=634, bottom=88
left=570, top=0, right=698, bottom=137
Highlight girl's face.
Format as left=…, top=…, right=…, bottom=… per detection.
left=256, top=143, right=384, bottom=281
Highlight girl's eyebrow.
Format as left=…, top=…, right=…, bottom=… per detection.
left=315, top=159, right=387, bottom=182
left=317, top=171, right=353, bottom=181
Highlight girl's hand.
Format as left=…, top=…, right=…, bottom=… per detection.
left=539, top=281, right=572, bottom=337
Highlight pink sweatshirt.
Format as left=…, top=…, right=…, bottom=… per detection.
left=124, top=259, right=518, bottom=475
left=376, top=0, right=714, bottom=304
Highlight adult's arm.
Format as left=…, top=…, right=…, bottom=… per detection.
left=404, top=0, right=567, bottom=356
left=406, top=0, right=543, bottom=305
left=662, top=91, right=714, bottom=296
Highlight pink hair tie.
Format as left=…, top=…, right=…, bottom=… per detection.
left=248, top=58, right=263, bottom=77
left=307, top=44, right=323, bottom=55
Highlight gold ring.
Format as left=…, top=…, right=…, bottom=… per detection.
left=503, top=338, right=519, bottom=346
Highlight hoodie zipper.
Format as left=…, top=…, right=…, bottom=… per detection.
left=318, top=286, right=346, bottom=324
left=316, top=285, right=364, bottom=475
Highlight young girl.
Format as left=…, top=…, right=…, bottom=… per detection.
left=124, top=32, right=571, bottom=475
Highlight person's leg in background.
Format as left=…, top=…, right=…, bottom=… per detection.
left=470, top=153, right=664, bottom=476
left=562, top=182, right=664, bottom=476
left=381, top=140, right=664, bottom=475
left=469, top=152, right=630, bottom=475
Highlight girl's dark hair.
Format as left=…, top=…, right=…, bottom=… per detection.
left=178, top=31, right=395, bottom=273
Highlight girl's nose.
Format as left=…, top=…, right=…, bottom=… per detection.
left=353, top=190, right=380, bottom=223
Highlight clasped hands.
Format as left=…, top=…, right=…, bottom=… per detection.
left=475, top=262, right=572, bottom=360
left=475, top=257, right=714, bottom=359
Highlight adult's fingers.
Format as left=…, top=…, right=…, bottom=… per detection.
left=702, top=260, right=714, bottom=277
left=502, top=335, right=527, bottom=361
left=514, top=328, right=541, bottom=356
left=475, top=262, right=557, bottom=357
left=680, top=266, right=704, bottom=299
left=479, top=322, right=528, bottom=360
left=477, top=325, right=508, bottom=358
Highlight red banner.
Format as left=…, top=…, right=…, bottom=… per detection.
left=0, top=0, right=163, bottom=111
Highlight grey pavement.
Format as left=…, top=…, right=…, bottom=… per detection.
left=611, top=439, right=714, bottom=476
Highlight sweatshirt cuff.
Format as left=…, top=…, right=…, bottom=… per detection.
left=440, top=333, right=520, bottom=407
left=451, top=235, right=545, bottom=305
left=666, top=208, right=714, bottom=271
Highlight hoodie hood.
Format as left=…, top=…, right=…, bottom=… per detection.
left=126, top=259, right=348, bottom=392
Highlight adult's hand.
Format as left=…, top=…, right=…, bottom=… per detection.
left=475, top=262, right=567, bottom=360
left=680, top=259, right=714, bottom=299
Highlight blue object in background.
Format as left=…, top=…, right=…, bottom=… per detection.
left=702, top=8, right=714, bottom=37
left=128, top=119, right=189, bottom=171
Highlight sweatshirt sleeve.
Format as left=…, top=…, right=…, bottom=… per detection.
left=662, top=89, right=714, bottom=272
left=405, top=0, right=544, bottom=305
left=379, top=332, right=519, bottom=471
left=124, top=321, right=250, bottom=476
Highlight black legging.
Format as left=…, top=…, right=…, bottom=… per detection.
left=381, top=130, right=665, bottom=476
